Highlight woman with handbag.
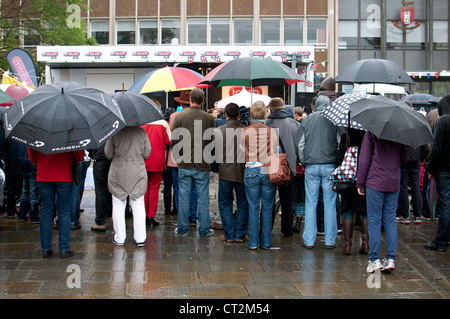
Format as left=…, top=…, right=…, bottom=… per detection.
left=240, top=101, right=278, bottom=250
left=336, top=128, right=368, bottom=255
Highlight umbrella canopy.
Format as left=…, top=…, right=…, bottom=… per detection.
left=110, top=91, right=163, bottom=126
left=128, top=66, right=204, bottom=94
left=349, top=95, right=433, bottom=148
left=196, top=61, right=230, bottom=88
left=0, top=89, right=14, bottom=105
left=4, top=82, right=126, bottom=154
left=196, top=57, right=304, bottom=88
left=0, top=84, right=33, bottom=106
left=400, top=93, right=435, bottom=108
left=335, top=58, right=414, bottom=85
left=322, top=93, right=367, bottom=130
left=217, top=87, right=271, bottom=108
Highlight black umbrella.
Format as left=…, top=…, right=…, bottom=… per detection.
left=4, top=82, right=126, bottom=154
left=336, top=58, right=414, bottom=85
left=349, top=95, right=433, bottom=148
left=109, top=91, right=163, bottom=126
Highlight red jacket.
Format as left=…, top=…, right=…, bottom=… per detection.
left=141, top=120, right=170, bottom=172
left=28, top=149, right=85, bottom=182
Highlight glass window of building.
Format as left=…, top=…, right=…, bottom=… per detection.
left=261, top=18, right=280, bottom=45
left=23, top=20, right=41, bottom=46
left=433, top=21, right=448, bottom=50
left=117, top=20, right=135, bottom=45
left=233, top=18, right=253, bottom=45
left=284, top=18, right=303, bottom=45
left=139, top=20, right=157, bottom=45
left=307, top=19, right=327, bottom=47
left=161, top=19, right=180, bottom=45
left=361, top=17, right=381, bottom=49
left=90, top=20, right=109, bottom=45
left=187, top=19, right=207, bottom=45
left=211, top=18, right=230, bottom=45
left=338, top=21, right=358, bottom=49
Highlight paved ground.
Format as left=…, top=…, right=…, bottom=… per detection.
left=0, top=182, right=448, bottom=304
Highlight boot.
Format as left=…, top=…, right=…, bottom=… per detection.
left=359, top=219, right=369, bottom=255
left=342, top=219, right=353, bottom=255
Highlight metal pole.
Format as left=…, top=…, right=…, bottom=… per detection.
left=290, top=53, right=296, bottom=107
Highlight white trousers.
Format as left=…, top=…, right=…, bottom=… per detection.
left=112, top=195, right=146, bottom=244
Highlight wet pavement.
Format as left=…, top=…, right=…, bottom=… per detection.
left=0, top=179, right=448, bottom=302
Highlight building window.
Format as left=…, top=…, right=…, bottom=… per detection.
left=233, top=18, right=253, bottom=45
left=338, top=21, right=358, bottom=49
left=284, top=18, right=303, bottom=45
left=433, top=21, right=448, bottom=50
left=91, top=20, right=109, bottom=45
left=117, top=20, right=135, bottom=45
left=307, top=19, right=327, bottom=47
left=187, top=19, right=207, bottom=45
left=211, top=18, right=230, bottom=45
left=361, top=18, right=380, bottom=49
left=23, top=20, right=41, bottom=47
left=261, top=18, right=280, bottom=45
left=161, top=19, right=180, bottom=45
left=139, top=20, right=157, bottom=45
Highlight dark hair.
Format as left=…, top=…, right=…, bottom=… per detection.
left=224, top=103, right=239, bottom=119
left=239, top=106, right=250, bottom=126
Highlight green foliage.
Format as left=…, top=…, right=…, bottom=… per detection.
left=0, top=0, right=98, bottom=81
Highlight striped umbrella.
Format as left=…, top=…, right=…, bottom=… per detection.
left=128, top=66, right=203, bottom=94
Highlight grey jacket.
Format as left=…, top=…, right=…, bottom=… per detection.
left=105, top=126, right=151, bottom=200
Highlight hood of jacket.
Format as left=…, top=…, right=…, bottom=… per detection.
left=319, top=77, right=336, bottom=92
left=438, top=93, right=450, bottom=116
left=314, top=95, right=330, bottom=111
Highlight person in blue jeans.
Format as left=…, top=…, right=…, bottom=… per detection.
left=170, top=89, right=216, bottom=237
left=357, top=131, right=408, bottom=273
left=17, top=145, right=40, bottom=223
left=216, top=103, right=248, bottom=242
left=297, top=95, right=340, bottom=249
left=240, top=101, right=277, bottom=250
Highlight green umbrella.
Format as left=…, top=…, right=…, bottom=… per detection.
left=196, top=57, right=304, bottom=88
left=0, top=88, right=14, bottom=105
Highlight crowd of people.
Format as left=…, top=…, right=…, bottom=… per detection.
left=1, top=83, right=449, bottom=274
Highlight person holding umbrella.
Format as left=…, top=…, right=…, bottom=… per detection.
left=357, top=132, right=408, bottom=273
left=105, top=126, right=151, bottom=247
left=28, top=149, right=85, bottom=258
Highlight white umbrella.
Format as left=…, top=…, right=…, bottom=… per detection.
left=217, top=87, right=271, bottom=108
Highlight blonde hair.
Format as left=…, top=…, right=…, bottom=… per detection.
left=250, top=101, right=267, bottom=120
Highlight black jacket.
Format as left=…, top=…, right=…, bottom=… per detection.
left=426, top=93, right=450, bottom=174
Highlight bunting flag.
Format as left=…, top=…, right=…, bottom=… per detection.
left=200, top=55, right=207, bottom=63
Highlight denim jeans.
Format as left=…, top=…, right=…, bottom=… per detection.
left=18, top=170, right=40, bottom=221
left=177, top=168, right=210, bottom=236
left=366, top=187, right=399, bottom=262
left=172, top=167, right=198, bottom=221
left=70, top=182, right=81, bottom=227
left=38, top=181, right=73, bottom=252
left=218, top=179, right=248, bottom=241
left=244, top=167, right=276, bottom=249
left=432, top=172, right=450, bottom=249
left=302, top=164, right=337, bottom=247
left=399, top=162, right=422, bottom=219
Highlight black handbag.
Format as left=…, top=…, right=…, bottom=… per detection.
left=332, top=181, right=354, bottom=194
left=71, top=162, right=81, bottom=186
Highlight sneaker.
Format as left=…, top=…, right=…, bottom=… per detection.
left=137, top=242, right=145, bottom=247
left=200, top=229, right=214, bottom=237
left=174, top=228, right=188, bottom=236
left=91, top=223, right=106, bottom=232
left=381, top=258, right=395, bottom=272
left=317, top=231, right=325, bottom=236
left=367, top=259, right=383, bottom=273
left=220, top=234, right=234, bottom=242
left=395, top=216, right=404, bottom=222
left=112, top=238, right=124, bottom=246
left=413, top=217, right=422, bottom=224
left=401, top=218, right=411, bottom=225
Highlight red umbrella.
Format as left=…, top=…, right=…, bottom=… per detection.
left=0, top=85, right=32, bottom=106
left=196, top=61, right=230, bottom=88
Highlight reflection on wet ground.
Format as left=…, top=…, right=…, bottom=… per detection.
left=0, top=187, right=448, bottom=300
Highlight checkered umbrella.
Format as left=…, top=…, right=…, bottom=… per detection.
left=322, top=94, right=367, bottom=130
